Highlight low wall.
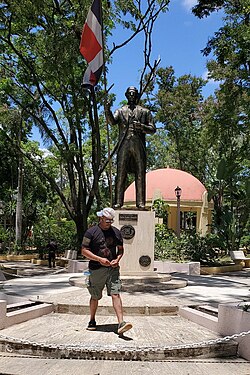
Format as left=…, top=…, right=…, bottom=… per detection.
left=201, top=264, right=243, bottom=274
left=66, top=259, right=89, bottom=273
left=0, top=296, right=54, bottom=330
left=0, top=254, right=39, bottom=261
left=65, top=259, right=200, bottom=275
left=154, top=260, right=200, bottom=275
left=218, top=303, right=250, bottom=361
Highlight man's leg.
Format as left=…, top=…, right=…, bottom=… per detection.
left=111, top=294, right=124, bottom=324
left=48, top=253, right=52, bottom=268
left=90, top=297, right=98, bottom=321
left=112, top=294, right=133, bottom=334
left=87, top=268, right=107, bottom=330
left=109, top=268, right=132, bottom=334
left=52, top=253, right=55, bottom=268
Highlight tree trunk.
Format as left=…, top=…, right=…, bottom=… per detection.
left=15, top=154, right=23, bottom=247
left=75, top=212, right=87, bottom=253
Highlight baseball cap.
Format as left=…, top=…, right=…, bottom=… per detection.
left=96, top=207, right=115, bottom=219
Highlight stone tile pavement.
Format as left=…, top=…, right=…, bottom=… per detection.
left=0, top=263, right=250, bottom=374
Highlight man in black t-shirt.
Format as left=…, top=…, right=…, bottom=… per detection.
left=81, top=207, right=132, bottom=335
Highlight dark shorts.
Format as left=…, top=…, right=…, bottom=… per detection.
left=87, top=266, right=121, bottom=300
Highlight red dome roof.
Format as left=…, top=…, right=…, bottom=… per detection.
left=124, top=168, right=207, bottom=202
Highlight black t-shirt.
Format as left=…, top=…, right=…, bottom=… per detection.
left=82, top=225, right=123, bottom=270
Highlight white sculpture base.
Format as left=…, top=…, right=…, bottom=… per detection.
left=113, top=210, right=155, bottom=276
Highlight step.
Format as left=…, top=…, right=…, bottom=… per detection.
left=69, top=275, right=188, bottom=292
left=55, top=303, right=179, bottom=316
left=122, top=279, right=188, bottom=292
left=121, top=274, right=172, bottom=283
left=0, top=313, right=238, bottom=361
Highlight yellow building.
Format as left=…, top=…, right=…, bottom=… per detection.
left=124, top=168, right=213, bottom=235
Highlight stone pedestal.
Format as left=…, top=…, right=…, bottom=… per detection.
left=113, top=210, right=155, bottom=276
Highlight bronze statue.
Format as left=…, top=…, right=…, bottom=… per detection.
left=106, top=86, right=156, bottom=209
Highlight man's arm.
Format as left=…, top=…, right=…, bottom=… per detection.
left=82, top=246, right=111, bottom=266
left=81, top=234, right=111, bottom=267
left=110, top=245, right=124, bottom=268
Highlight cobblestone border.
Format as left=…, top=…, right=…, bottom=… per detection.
left=0, top=336, right=239, bottom=361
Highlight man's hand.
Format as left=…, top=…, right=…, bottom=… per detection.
left=99, top=257, right=111, bottom=267
left=110, top=259, right=119, bottom=268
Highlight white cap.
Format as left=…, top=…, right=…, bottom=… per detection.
left=96, top=207, right=115, bottom=219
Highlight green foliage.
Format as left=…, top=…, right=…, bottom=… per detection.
left=180, top=232, right=225, bottom=264
left=190, top=1, right=250, bottom=252
left=0, top=0, right=170, bottom=246
left=152, top=198, right=169, bottom=218
left=240, top=218, right=250, bottom=250
left=33, top=219, right=78, bottom=256
left=148, top=67, right=208, bottom=182
left=0, top=226, right=15, bottom=253
left=198, top=1, right=250, bottom=88
left=154, top=224, right=177, bottom=260
left=155, top=224, right=225, bottom=265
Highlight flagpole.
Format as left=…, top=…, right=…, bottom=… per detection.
left=101, top=0, right=113, bottom=207
left=80, top=0, right=112, bottom=205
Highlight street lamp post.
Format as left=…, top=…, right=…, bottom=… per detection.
left=175, top=186, right=182, bottom=239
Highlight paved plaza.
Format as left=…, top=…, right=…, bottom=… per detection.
left=0, top=263, right=249, bottom=374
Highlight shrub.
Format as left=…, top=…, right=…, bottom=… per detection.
left=33, top=219, right=78, bottom=259
left=154, top=224, right=225, bottom=265
left=154, top=224, right=180, bottom=261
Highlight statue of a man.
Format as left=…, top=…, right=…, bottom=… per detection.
left=106, top=86, right=156, bottom=209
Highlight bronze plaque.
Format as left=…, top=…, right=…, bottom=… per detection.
left=120, top=224, right=135, bottom=239
left=139, top=255, right=151, bottom=267
left=119, top=213, right=138, bottom=222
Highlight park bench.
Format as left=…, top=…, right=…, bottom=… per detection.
left=230, top=250, right=250, bottom=268
left=57, top=249, right=78, bottom=267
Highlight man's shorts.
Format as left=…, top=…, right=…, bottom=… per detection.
left=87, top=266, right=121, bottom=300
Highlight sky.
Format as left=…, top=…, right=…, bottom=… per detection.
left=31, top=0, right=224, bottom=145
left=107, top=0, right=224, bottom=105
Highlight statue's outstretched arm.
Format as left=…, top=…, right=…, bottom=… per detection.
left=105, top=103, right=118, bottom=125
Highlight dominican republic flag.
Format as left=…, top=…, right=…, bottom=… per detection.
left=80, top=0, right=103, bottom=87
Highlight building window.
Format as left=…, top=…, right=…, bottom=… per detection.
left=180, top=211, right=197, bottom=231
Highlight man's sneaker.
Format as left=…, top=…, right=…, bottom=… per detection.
left=117, top=321, right=132, bottom=335
left=87, top=320, right=96, bottom=330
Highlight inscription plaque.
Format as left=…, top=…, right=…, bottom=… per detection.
left=120, top=224, right=135, bottom=239
left=119, top=213, right=138, bottom=222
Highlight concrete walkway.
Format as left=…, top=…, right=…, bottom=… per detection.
left=2, top=267, right=250, bottom=308
left=0, top=263, right=250, bottom=374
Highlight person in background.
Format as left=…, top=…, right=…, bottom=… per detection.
left=81, top=207, right=132, bottom=335
left=46, top=240, right=57, bottom=268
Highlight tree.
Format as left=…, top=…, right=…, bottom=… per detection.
left=192, top=0, right=250, bottom=251
left=147, top=66, right=208, bottom=183
left=0, top=109, right=56, bottom=249
left=193, top=0, right=249, bottom=89
left=0, top=0, right=169, bottom=246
